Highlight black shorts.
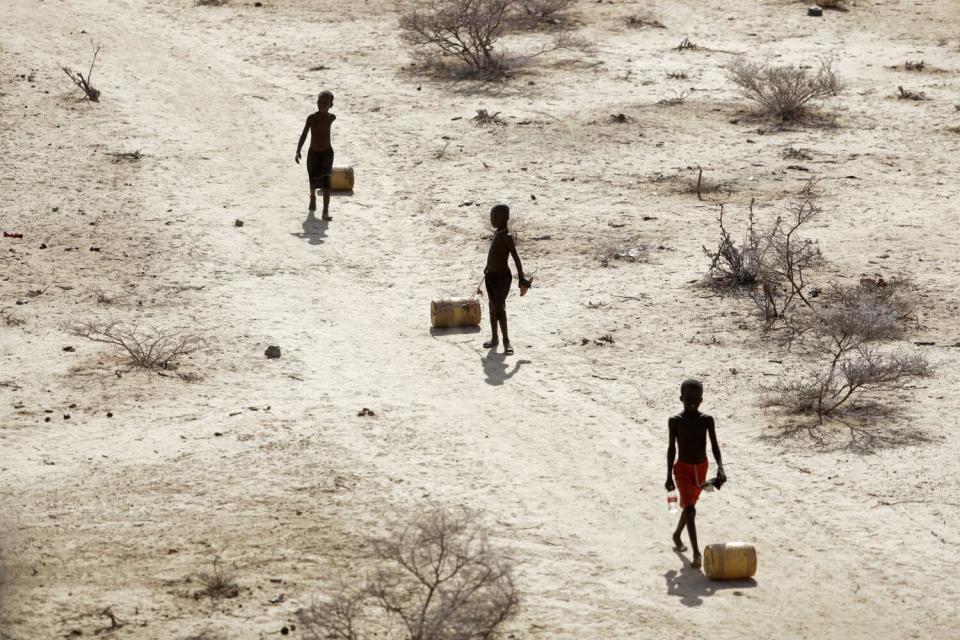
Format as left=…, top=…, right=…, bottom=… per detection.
left=485, top=271, right=512, bottom=308
left=307, top=148, right=334, bottom=189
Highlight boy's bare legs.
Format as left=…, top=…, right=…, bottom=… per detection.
left=308, top=184, right=316, bottom=211
left=483, top=303, right=500, bottom=349
left=499, top=308, right=512, bottom=353
left=321, top=187, right=332, bottom=220
left=684, top=505, right=702, bottom=567
left=672, top=511, right=688, bottom=551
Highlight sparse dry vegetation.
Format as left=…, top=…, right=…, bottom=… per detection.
left=727, top=57, right=842, bottom=122
left=196, top=552, right=239, bottom=599
left=703, top=201, right=763, bottom=286
left=512, top=0, right=575, bottom=28
left=657, top=90, right=690, bottom=106
left=60, top=41, right=102, bottom=102
left=297, top=506, right=519, bottom=640
left=399, top=0, right=584, bottom=78
left=626, top=13, right=665, bottom=29
left=473, top=108, right=504, bottom=124
left=815, top=0, right=850, bottom=11
left=69, top=320, right=204, bottom=369
left=703, top=180, right=932, bottom=424
left=769, top=282, right=932, bottom=420
left=400, top=0, right=514, bottom=77
left=897, top=85, right=927, bottom=101
left=682, top=167, right=733, bottom=200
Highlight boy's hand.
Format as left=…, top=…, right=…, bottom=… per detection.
left=664, top=478, right=676, bottom=492
left=715, top=468, right=727, bottom=490
left=295, top=151, right=301, bottom=164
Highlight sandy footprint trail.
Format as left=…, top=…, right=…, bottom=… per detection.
left=3, top=0, right=960, bottom=638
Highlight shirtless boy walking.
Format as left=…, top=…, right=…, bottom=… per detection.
left=665, top=379, right=726, bottom=568
left=295, top=90, right=336, bottom=219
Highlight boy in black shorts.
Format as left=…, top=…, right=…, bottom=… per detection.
left=480, top=204, right=530, bottom=355
left=295, top=90, right=336, bottom=220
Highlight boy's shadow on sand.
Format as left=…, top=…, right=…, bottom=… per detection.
left=482, top=352, right=530, bottom=386
left=291, top=211, right=328, bottom=245
left=664, top=550, right=757, bottom=607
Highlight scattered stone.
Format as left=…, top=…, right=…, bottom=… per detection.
left=214, top=432, right=223, bottom=436
left=265, top=345, right=281, bottom=359
left=63, top=413, right=70, bottom=420
left=106, top=412, right=113, bottom=418
left=62, top=346, right=75, bottom=352
left=269, top=593, right=285, bottom=604
left=234, top=219, right=244, bottom=227
left=808, top=5, right=823, bottom=17
left=89, top=247, right=101, bottom=252
left=40, top=243, right=47, bottom=249
left=357, top=407, right=376, bottom=417
left=45, top=416, right=51, bottom=422
left=69, top=403, right=76, bottom=408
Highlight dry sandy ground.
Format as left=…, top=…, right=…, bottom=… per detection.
left=2, top=0, right=960, bottom=638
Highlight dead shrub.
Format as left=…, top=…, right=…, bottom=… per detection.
left=626, top=13, right=665, bottom=29
left=297, top=506, right=519, bottom=640
left=196, top=552, right=239, bottom=599
left=657, top=90, right=690, bottom=106
left=815, top=0, right=849, bottom=10
left=473, top=108, right=504, bottom=124
left=511, top=0, right=575, bottom=28
left=60, top=40, right=102, bottom=102
left=399, top=0, right=514, bottom=77
left=196, top=0, right=227, bottom=5
left=746, top=180, right=822, bottom=323
left=69, top=320, right=204, bottom=369
left=702, top=179, right=822, bottom=324
left=1, top=307, right=26, bottom=327
left=677, top=37, right=697, bottom=51
left=702, top=201, right=764, bottom=286
left=897, top=85, right=926, bottom=101
left=769, top=283, right=932, bottom=419
left=682, top=167, right=732, bottom=200
left=598, top=236, right=647, bottom=266
left=727, top=57, right=842, bottom=122
left=400, top=0, right=585, bottom=77
left=903, top=60, right=925, bottom=71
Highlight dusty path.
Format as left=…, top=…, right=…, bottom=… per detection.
left=3, top=0, right=959, bottom=638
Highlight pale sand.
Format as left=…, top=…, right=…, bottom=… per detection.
left=2, top=0, right=959, bottom=638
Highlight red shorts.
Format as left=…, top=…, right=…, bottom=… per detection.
left=674, top=460, right=709, bottom=508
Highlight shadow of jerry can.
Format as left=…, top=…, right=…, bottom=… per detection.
left=703, top=542, right=757, bottom=580
left=431, top=298, right=481, bottom=328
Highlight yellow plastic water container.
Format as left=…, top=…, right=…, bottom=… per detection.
left=703, top=542, right=757, bottom=581
left=330, top=166, right=354, bottom=192
left=430, top=298, right=481, bottom=328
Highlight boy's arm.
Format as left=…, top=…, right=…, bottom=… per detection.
left=707, top=416, right=726, bottom=486
left=508, top=235, right=526, bottom=281
left=665, top=418, right=677, bottom=491
left=295, top=116, right=311, bottom=164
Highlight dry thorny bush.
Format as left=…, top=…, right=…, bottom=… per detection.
left=297, top=506, right=519, bottom=640
left=511, top=0, right=576, bottom=29
left=399, top=0, right=587, bottom=78
left=70, top=320, right=204, bottom=370
left=727, top=57, right=842, bottom=123
left=702, top=180, right=932, bottom=424
left=196, top=551, right=240, bottom=599
left=704, top=178, right=822, bottom=324
left=767, top=282, right=932, bottom=420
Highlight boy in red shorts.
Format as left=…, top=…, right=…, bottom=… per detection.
left=665, top=379, right=726, bottom=569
